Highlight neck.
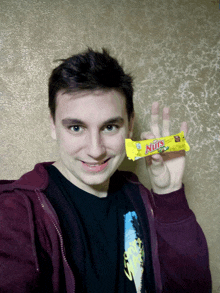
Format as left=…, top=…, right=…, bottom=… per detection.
left=52, top=161, right=109, bottom=198
left=91, top=181, right=109, bottom=198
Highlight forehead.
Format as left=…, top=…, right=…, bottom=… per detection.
left=55, top=89, right=127, bottom=120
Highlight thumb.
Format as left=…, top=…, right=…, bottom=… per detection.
left=141, top=132, right=165, bottom=171
left=140, top=131, right=170, bottom=189
left=150, top=154, right=165, bottom=176
left=149, top=160, right=171, bottom=189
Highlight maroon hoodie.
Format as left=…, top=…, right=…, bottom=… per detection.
left=0, top=162, right=211, bottom=292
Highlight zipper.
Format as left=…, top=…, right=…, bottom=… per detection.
left=17, top=190, right=40, bottom=273
left=150, top=195, right=162, bottom=292
left=36, top=190, right=75, bottom=293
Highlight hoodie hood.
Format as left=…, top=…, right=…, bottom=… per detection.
left=0, top=162, right=54, bottom=193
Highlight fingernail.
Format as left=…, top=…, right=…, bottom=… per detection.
left=152, top=154, right=161, bottom=161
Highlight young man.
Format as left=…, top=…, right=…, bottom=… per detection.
left=0, top=48, right=211, bottom=292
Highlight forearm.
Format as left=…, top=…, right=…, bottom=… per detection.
left=151, top=186, right=212, bottom=292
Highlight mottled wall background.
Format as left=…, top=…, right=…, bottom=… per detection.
left=0, top=0, right=219, bottom=291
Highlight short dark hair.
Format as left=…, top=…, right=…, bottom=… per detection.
left=48, top=48, right=134, bottom=122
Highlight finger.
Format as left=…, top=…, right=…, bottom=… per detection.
left=152, top=153, right=162, bottom=162
left=144, top=151, right=163, bottom=167
left=141, top=131, right=155, bottom=140
left=162, top=107, right=170, bottom=137
left=180, top=121, right=188, bottom=137
left=151, top=102, right=161, bottom=138
left=150, top=154, right=166, bottom=176
left=150, top=162, right=170, bottom=188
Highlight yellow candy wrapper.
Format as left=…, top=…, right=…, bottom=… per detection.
left=125, top=131, right=190, bottom=161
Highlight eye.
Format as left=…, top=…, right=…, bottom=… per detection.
left=68, top=125, right=83, bottom=133
left=103, top=125, right=119, bottom=132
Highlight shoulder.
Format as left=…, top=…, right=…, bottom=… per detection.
left=0, top=161, right=54, bottom=194
left=0, top=162, right=54, bottom=227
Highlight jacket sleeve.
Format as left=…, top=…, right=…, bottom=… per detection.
left=150, top=185, right=212, bottom=293
left=0, top=191, right=42, bottom=293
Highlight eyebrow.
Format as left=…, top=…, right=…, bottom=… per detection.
left=61, top=116, right=125, bottom=126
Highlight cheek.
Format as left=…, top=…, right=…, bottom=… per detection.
left=57, top=132, right=84, bottom=155
left=106, top=134, right=126, bottom=153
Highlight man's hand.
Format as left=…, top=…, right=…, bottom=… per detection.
left=140, top=102, right=188, bottom=194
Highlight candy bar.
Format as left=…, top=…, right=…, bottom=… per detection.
left=125, top=131, right=190, bottom=161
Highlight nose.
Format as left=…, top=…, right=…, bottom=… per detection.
left=86, top=131, right=106, bottom=160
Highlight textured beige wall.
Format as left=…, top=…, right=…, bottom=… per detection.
left=0, top=0, right=219, bottom=291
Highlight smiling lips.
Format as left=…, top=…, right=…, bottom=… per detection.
left=83, top=158, right=110, bottom=165
left=81, top=158, right=110, bottom=172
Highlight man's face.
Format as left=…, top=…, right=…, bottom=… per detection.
left=50, top=89, right=134, bottom=195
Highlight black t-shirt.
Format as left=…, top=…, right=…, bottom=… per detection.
left=45, top=165, right=150, bottom=293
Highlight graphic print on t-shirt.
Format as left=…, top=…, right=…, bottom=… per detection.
left=124, top=211, right=145, bottom=293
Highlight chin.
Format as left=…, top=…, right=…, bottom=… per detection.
left=80, top=172, right=111, bottom=187
left=65, top=155, right=124, bottom=187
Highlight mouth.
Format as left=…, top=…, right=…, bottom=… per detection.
left=81, top=158, right=111, bottom=172
left=82, top=158, right=110, bottom=166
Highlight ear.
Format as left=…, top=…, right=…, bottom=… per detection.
left=128, top=111, right=135, bottom=138
left=49, top=114, right=57, bottom=140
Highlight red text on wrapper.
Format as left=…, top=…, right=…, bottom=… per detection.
left=145, top=140, right=165, bottom=155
